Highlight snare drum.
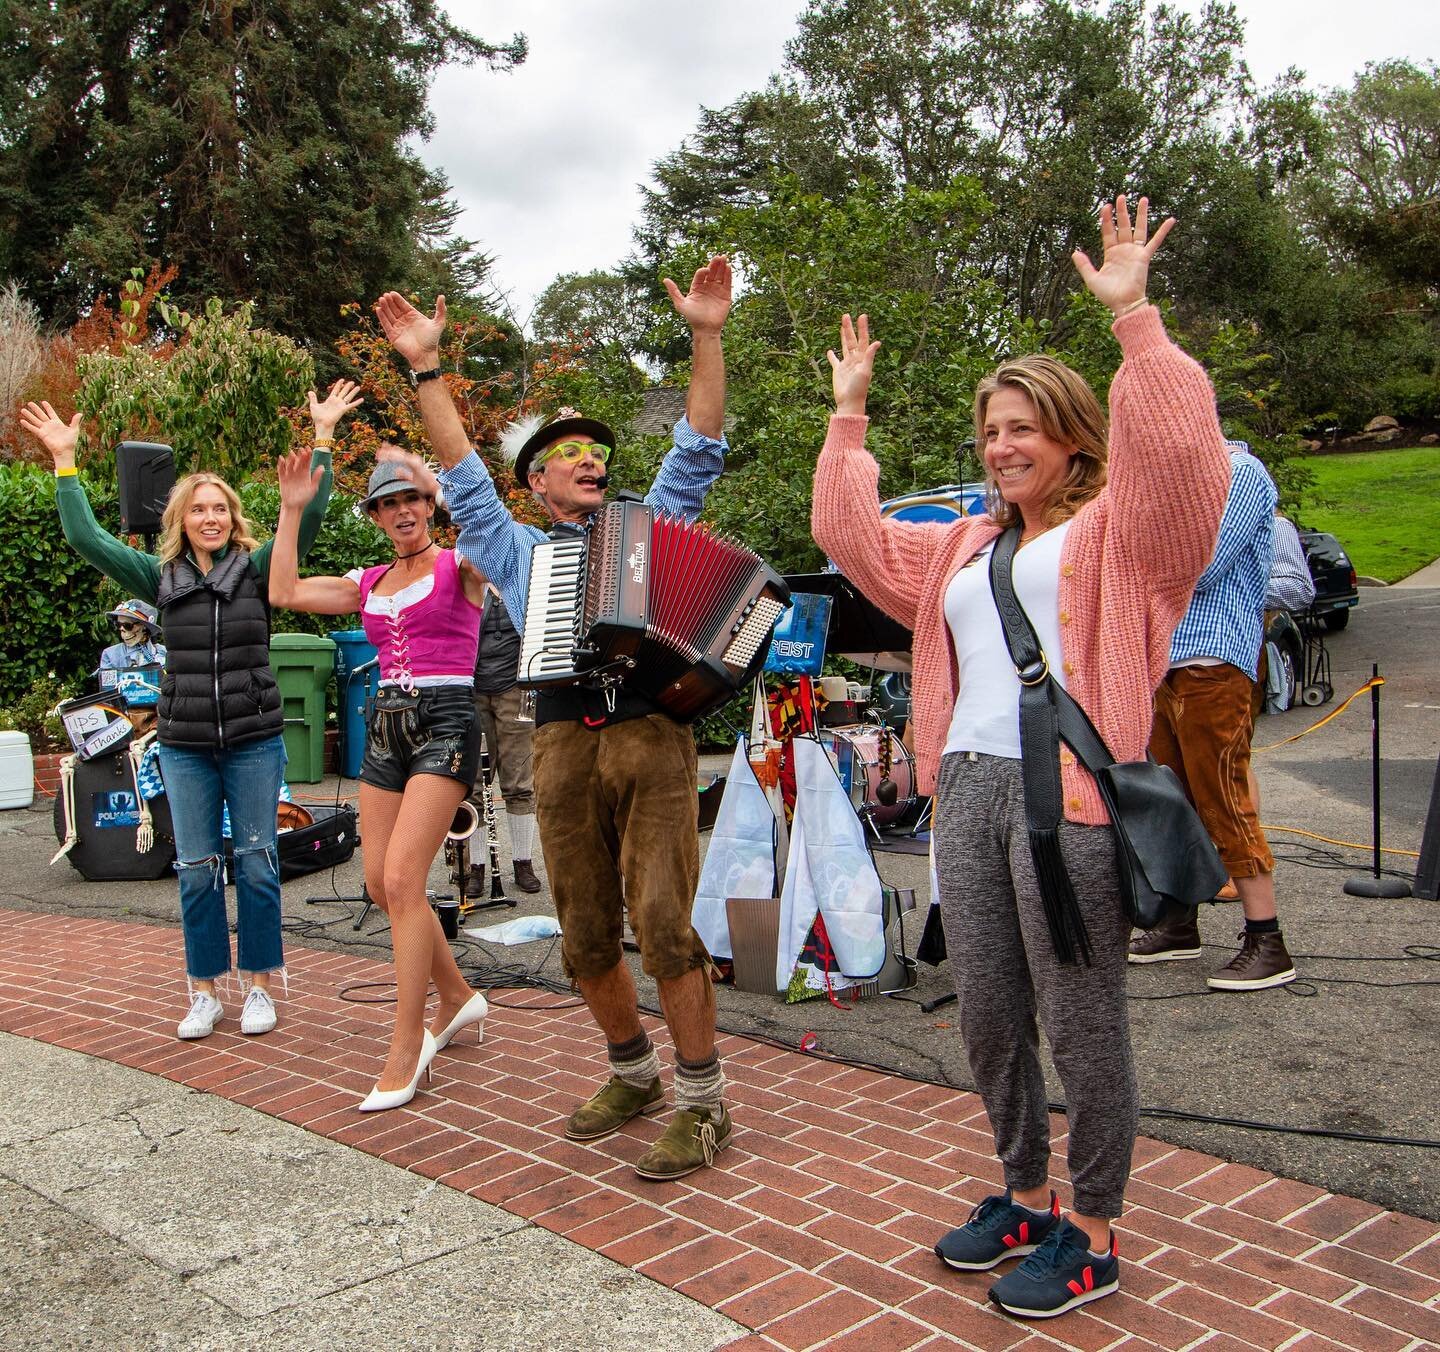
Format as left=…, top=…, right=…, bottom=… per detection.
left=822, top=725, right=917, bottom=827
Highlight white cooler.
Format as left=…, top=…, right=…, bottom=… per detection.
left=0, top=731, right=35, bottom=809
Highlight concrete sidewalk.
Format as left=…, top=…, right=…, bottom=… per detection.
left=1391, top=557, right=1440, bottom=587
left=4, top=909, right=1439, bottom=1351
left=0, top=1032, right=742, bottom=1351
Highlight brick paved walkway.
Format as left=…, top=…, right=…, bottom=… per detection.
left=2, top=910, right=1437, bottom=1350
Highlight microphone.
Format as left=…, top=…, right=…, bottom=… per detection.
left=594, top=474, right=610, bottom=490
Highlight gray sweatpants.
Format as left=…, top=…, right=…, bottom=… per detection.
left=935, top=752, right=1138, bottom=1218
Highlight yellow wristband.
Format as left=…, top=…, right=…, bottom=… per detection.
left=55, top=466, right=79, bottom=478
left=313, top=438, right=334, bottom=448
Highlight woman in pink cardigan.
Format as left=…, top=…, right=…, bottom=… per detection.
left=812, top=196, right=1229, bottom=1319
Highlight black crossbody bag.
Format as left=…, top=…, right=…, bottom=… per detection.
left=987, top=526, right=1226, bottom=960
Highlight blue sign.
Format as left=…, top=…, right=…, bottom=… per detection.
left=92, top=791, right=140, bottom=829
left=764, top=593, right=832, bottom=676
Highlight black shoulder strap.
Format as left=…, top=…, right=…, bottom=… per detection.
left=986, top=528, right=1115, bottom=777
left=985, top=525, right=1092, bottom=964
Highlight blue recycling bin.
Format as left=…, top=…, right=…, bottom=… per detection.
left=329, top=629, right=380, bottom=781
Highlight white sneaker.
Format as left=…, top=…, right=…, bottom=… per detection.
left=178, top=991, right=224, bottom=1040
left=240, top=987, right=278, bottom=1036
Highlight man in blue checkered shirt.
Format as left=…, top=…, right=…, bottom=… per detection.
left=374, top=259, right=738, bottom=1182
left=1129, top=442, right=1297, bottom=992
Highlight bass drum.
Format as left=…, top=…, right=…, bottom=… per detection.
left=53, top=748, right=175, bottom=881
left=821, top=725, right=917, bottom=828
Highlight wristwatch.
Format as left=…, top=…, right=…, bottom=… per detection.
left=409, top=366, right=442, bottom=386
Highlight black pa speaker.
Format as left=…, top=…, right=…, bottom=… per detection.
left=116, top=441, right=175, bottom=535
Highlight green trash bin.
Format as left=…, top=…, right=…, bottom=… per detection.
left=268, top=633, right=336, bottom=783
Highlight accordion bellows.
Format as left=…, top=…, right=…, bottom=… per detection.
left=519, top=501, right=790, bottom=722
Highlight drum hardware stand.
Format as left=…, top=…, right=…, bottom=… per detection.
left=1343, top=664, right=1411, bottom=898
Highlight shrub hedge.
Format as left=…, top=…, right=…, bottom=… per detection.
left=0, top=463, right=390, bottom=704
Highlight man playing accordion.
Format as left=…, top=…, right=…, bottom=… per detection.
left=375, top=256, right=735, bottom=1179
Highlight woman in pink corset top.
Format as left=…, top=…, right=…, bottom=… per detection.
left=812, top=197, right=1230, bottom=1319
left=270, top=448, right=489, bottom=1114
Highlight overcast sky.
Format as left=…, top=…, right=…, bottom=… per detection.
left=424, top=1, right=1439, bottom=324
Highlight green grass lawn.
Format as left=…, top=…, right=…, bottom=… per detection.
left=1297, top=445, right=1440, bottom=583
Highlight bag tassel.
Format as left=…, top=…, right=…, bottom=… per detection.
left=1027, top=825, right=1092, bottom=967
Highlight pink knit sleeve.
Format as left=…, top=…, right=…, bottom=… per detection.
left=811, top=414, right=951, bottom=630
left=1104, top=306, right=1231, bottom=600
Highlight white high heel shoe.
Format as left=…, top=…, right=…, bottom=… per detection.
left=359, top=1029, right=438, bottom=1112
left=434, top=990, right=488, bottom=1051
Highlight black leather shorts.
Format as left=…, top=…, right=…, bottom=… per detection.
left=359, top=686, right=481, bottom=793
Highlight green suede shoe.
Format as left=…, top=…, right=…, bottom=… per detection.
left=633, top=1105, right=733, bottom=1180
left=564, top=1075, right=665, bottom=1141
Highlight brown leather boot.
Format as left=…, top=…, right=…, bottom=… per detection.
left=463, top=863, right=486, bottom=899
left=512, top=859, right=541, bottom=893
left=1127, top=908, right=1201, bottom=964
left=1207, top=929, right=1297, bottom=991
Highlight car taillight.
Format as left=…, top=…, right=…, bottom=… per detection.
left=1348, top=567, right=1356, bottom=587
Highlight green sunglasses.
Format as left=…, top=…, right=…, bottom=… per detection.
left=538, top=440, right=613, bottom=466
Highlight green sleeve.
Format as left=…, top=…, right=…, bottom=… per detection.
left=252, top=448, right=333, bottom=582
left=55, top=476, right=162, bottom=601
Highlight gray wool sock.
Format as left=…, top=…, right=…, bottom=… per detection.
left=608, top=1032, right=660, bottom=1089
left=673, top=1051, right=725, bottom=1114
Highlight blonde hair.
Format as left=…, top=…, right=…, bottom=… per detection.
left=157, top=472, right=260, bottom=565
left=973, top=355, right=1109, bottom=530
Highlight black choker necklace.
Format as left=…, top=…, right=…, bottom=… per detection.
left=394, top=542, right=435, bottom=561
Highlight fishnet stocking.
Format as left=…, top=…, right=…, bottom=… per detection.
left=361, top=776, right=475, bottom=1091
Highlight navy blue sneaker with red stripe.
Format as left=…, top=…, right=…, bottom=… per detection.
left=988, top=1218, right=1120, bottom=1318
left=934, top=1190, right=1060, bottom=1271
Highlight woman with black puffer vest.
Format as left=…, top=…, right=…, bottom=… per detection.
left=20, top=383, right=359, bottom=1041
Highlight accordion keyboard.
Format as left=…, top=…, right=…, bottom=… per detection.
left=517, top=536, right=587, bottom=683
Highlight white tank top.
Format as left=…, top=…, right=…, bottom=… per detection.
left=942, top=521, right=1071, bottom=760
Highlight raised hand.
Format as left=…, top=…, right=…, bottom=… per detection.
left=663, top=255, right=732, bottom=335
left=277, top=447, right=324, bottom=511
left=1071, top=194, right=1175, bottom=316
left=17, top=401, right=83, bottom=470
left=376, top=444, right=440, bottom=500
left=375, top=292, right=447, bottom=369
left=827, top=313, right=881, bottom=417
left=308, top=379, right=364, bottom=438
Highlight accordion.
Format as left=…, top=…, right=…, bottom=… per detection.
left=517, top=500, right=790, bottom=721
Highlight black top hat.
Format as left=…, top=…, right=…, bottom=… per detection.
left=512, top=414, right=616, bottom=486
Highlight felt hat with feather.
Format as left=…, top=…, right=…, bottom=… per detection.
left=502, top=408, right=615, bottom=485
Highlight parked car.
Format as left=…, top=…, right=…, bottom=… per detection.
left=1299, top=529, right=1359, bottom=631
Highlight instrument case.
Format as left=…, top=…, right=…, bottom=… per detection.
left=224, top=803, right=358, bottom=883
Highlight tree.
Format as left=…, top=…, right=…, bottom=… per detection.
left=1303, top=60, right=1440, bottom=297
left=75, top=298, right=314, bottom=485
left=686, top=174, right=1007, bottom=574
left=0, top=1, right=525, bottom=350
left=641, top=0, right=1320, bottom=333
left=532, top=271, right=656, bottom=366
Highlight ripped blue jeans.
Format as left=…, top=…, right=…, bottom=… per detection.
left=157, top=735, right=287, bottom=980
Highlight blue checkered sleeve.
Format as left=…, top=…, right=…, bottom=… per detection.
left=1168, top=446, right=1277, bottom=677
